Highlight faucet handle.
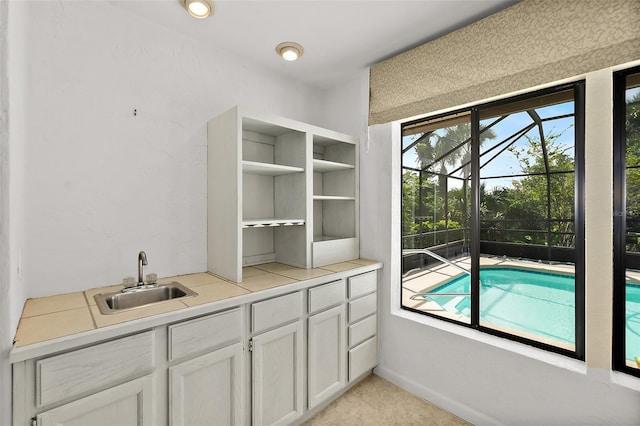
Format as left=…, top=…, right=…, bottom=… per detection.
left=145, top=273, right=158, bottom=284
left=122, top=276, right=136, bottom=288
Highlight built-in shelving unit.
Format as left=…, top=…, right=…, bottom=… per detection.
left=207, top=106, right=359, bottom=282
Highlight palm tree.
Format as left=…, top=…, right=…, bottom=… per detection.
left=412, top=122, right=496, bottom=252
left=415, top=123, right=495, bottom=188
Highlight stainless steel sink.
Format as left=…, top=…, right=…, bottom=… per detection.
left=94, top=282, right=197, bottom=315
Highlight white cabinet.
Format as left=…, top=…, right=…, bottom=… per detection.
left=347, top=271, right=378, bottom=382
left=13, top=331, right=155, bottom=426
left=250, top=292, right=304, bottom=425
left=308, top=304, right=346, bottom=409
left=168, top=308, right=245, bottom=426
left=251, top=321, right=304, bottom=425
left=207, top=106, right=359, bottom=282
left=37, top=375, right=154, bottom=426
left=169, top=342, right=244, bottom=426
left=13, top=266, right=381, bottom=426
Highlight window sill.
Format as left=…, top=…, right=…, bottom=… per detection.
left=610, top=370, right=640, bottom=392
left=393, top=307, right=587, bottom=374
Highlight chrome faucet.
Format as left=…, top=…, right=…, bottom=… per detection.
left=138, top=251, right=148, bottom=286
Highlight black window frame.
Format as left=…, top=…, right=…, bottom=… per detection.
left=613, top=65, right=640, bottom=378
left=400, top=81, right=586, bottom=360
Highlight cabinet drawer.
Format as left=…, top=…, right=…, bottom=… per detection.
left=36, top=331, right=154, bottom=407
left=348, top=292, right=377, bottom=323
left=252, top=292, right=302, bottom=334
left=348, top=271, right=377, bottom=299
left=349, top=314, right=377, bottom=348
left=169, top=308, right=243, bottom=361
left=308, top=280, right=345, bottom=314
left=348, top=336, right=377, bottom=381
left=37, top=375, right=154, bottom=425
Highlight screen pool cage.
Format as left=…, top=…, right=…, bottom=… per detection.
left=401, top=87, right=580, bottom=275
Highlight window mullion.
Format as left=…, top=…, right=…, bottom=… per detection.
left=612, top=69, right=629, bottom=372
left=573, top=81, right=586, bottom=361
left=471, top=108, right=481, bottom=327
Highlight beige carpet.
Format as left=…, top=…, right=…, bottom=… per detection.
left=303, top=374, right=470, bottom=426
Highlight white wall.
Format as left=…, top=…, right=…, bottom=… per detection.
left=7, top=0, right=27, bottom=341
left=2, top=1, right=28, bottom=424
left=319, top=69, right=369, bottom=140
left=360, top=69, right=640, bottom=423
left=0, top=1, right=11, bottom=423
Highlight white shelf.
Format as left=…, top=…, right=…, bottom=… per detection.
left=314, top=235, right=350, bottom=242
left=243, top=161, right=304, bottom=176
left=313, top=195, right=356, bottom=201
left=243, top=218, right=305, bottom=228
left=313, top=159, right=354, bottom=173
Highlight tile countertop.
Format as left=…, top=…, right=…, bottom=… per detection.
left=12, top=259, right=380, bottom=352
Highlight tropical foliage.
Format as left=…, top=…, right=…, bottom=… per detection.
left=482, top=132, right=575, bottom=246
left=402, top=121, right=577, bottom=251
left=625, top=90, right=640, bottom=252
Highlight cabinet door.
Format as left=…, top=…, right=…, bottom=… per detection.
left=37, top=375, right=154, bottom=426
left=252, top=321, right=304, bottom=426
left=169, top=342, right=244, bottom=426
left=308, top=305, right=346, bottom=409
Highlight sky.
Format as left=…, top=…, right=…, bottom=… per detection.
left=402, top=101, right=575, bottom=191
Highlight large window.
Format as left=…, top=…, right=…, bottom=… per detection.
left=402, top=83, right=585, bottom=358
left=613, top=66, right=640, bottom=377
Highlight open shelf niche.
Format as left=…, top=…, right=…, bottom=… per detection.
left=207, top=106, right=359, bottom=282
left=311, top=134, right=358, bottom=267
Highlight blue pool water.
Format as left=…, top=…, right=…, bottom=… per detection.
left=425, top=268, right=640, bottom=360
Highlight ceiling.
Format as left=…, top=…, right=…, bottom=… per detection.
left=110, top=0, right=519, bottom=90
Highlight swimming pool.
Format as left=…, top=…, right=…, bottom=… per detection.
left=423, top=267, right=640, bottom=360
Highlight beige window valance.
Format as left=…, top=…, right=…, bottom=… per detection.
left=369, top=0, right=640, bottom=126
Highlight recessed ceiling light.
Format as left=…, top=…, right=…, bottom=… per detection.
left=276, top=42, right=304, bottom=61
left=184, top=0, right=214, bottom=19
